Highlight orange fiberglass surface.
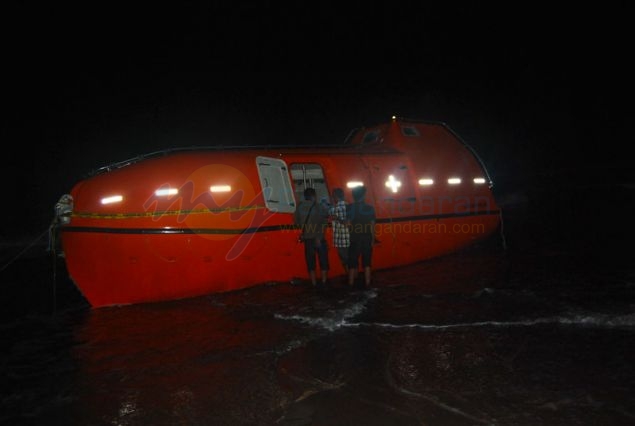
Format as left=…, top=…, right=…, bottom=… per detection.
left=54, top=117, right=500, bottom=307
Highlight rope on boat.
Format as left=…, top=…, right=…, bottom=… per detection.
left=47, top=194, right=75, bottom=315
left=49, top=222, right=58, bottom=315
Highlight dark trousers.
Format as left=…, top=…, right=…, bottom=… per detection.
left=348, top=236, right=373, bottom=269
left=304, top=238, right=329, bottom=272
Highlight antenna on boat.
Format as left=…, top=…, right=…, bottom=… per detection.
left=342, top=127, right=361, bottom=144
left=498, top=210, right=508, bottom=251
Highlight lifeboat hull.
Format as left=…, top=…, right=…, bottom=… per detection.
left=58, top=118, right=501, bottom=307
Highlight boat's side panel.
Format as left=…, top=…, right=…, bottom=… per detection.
left=62, top=230, right=307, bottom=307
left=61, top=120, right=501, bottom=307
left=62, top=151, right=305, bottom=306
left=62, top=211, right=499, bottom=307
left=302, top=149, right=499, bottom=270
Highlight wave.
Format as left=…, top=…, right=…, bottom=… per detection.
left=276, top=294, right=635, bottom=331
left=274, top=289, right=377, bottom=331
left=353, top=311, right=635, bottom=330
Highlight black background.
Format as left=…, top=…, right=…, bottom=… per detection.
left=2, top=2, right=631, bottom=240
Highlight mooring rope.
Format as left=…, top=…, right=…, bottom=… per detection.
left=499, top=209, right=508, bottom=251
left=0, top=228, right=50, bottom=273
left=0, top=224, right=61, bottom=316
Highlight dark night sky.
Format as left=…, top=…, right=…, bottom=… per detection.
left=2, top=2, right=632, bottom=239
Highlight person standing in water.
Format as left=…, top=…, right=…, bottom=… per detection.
left=346, top=185, right=376, bottom=288
left=328, top=187, right=350, bottom=278
left=294, top=187, right=329, bottom=286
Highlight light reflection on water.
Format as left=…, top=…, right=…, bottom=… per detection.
left=2, top=244, right=635, bottom=425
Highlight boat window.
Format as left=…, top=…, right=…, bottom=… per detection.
left=290, top=163, right=330, bottom=205
left=362, top=130, right=380, bottom=144
left=401, top=126, right=420, bottom=137
left=255, top=156, right=296, bottom=213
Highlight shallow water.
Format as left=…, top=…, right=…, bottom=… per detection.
left=2, top=184, right=635, bottom=425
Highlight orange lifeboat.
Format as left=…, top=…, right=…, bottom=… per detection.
left=54, top=117, right=500, bottom=307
